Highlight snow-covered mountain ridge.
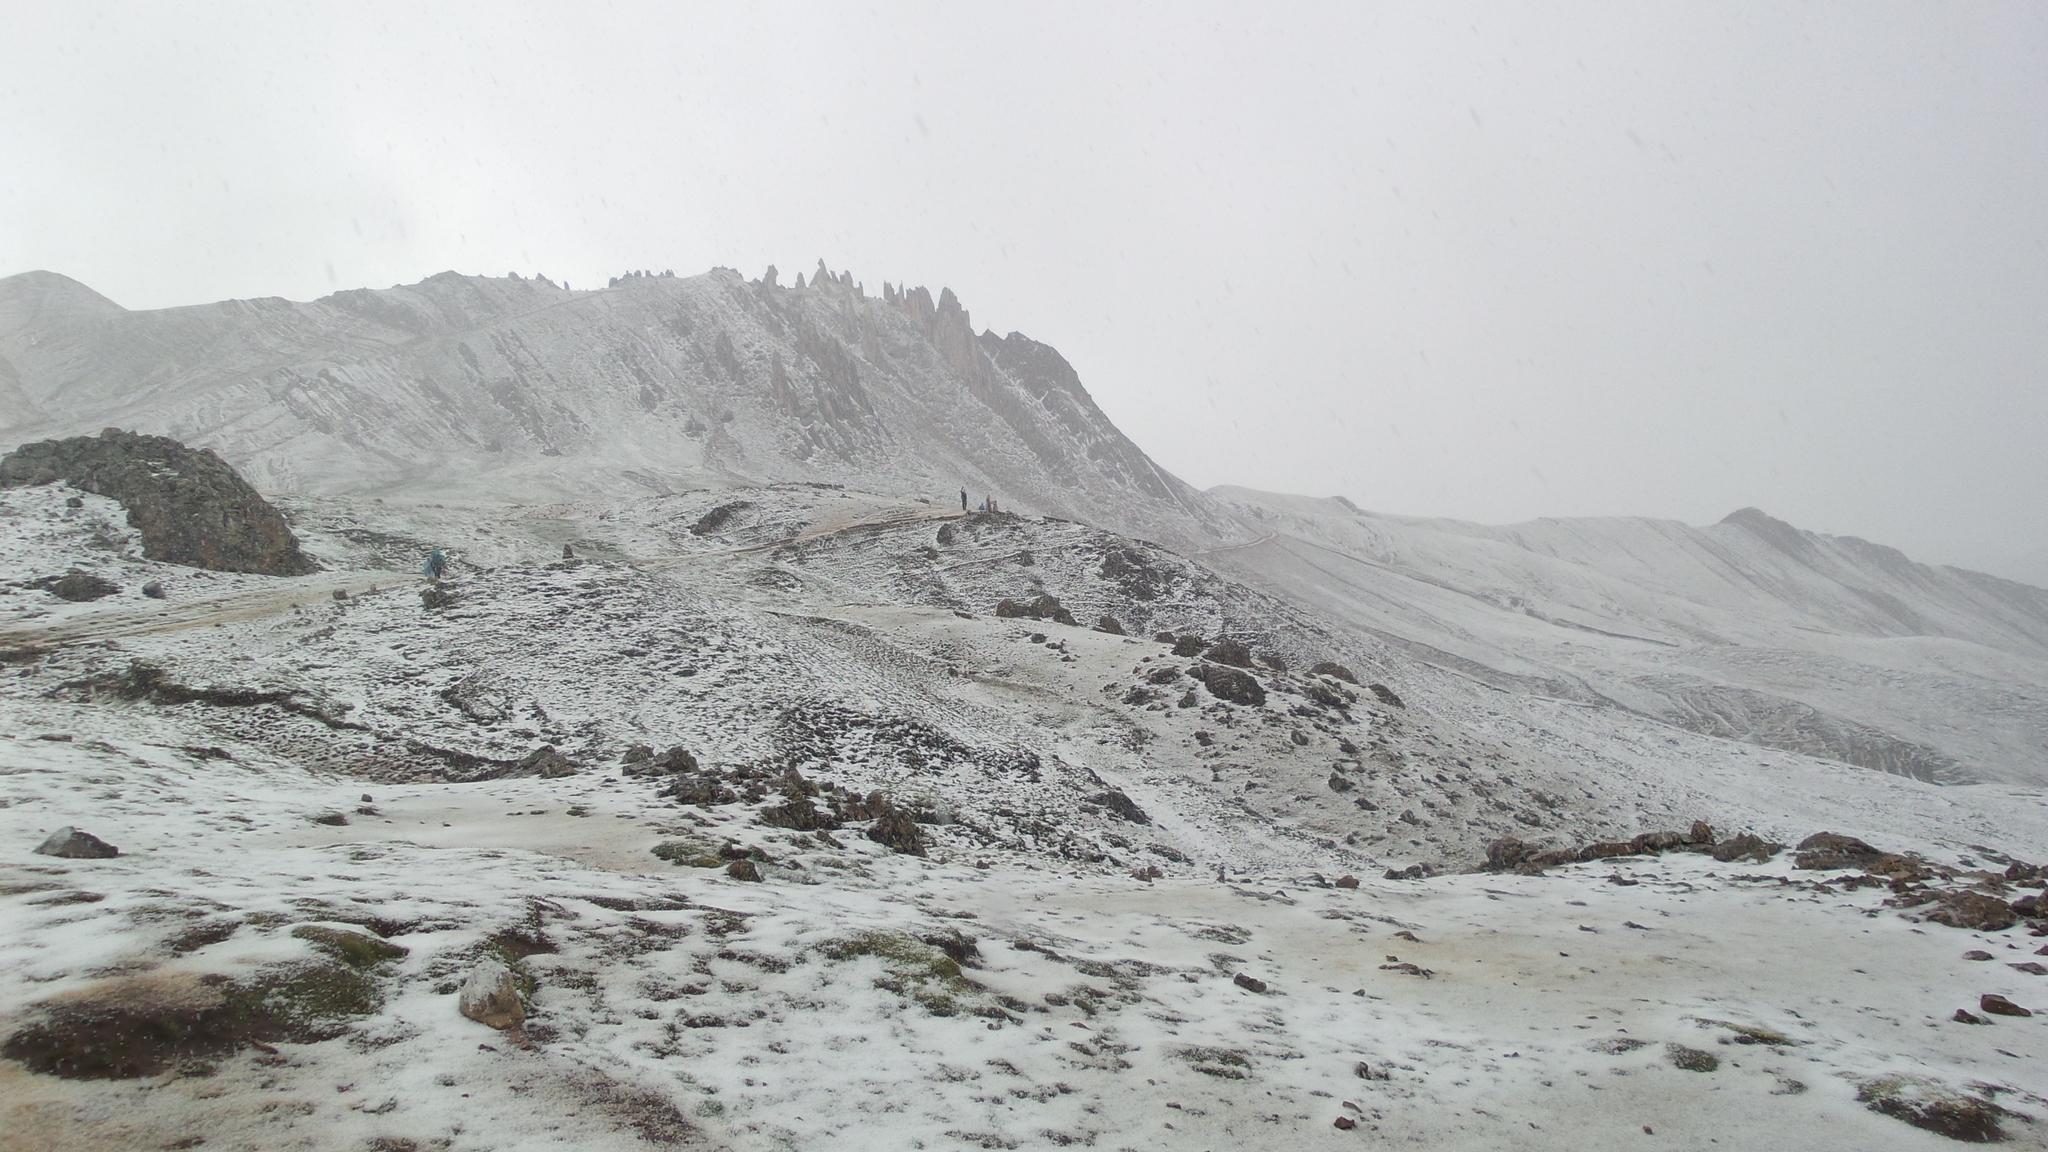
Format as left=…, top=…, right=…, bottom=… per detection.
left=5, top=263, right=2046, bottom=789
left=0, top=265, right=1224, bottom=549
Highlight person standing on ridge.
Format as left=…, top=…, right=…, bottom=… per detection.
left=960, top=488, right=968, bottom=511
left=423, top=548, right=448, bottom=581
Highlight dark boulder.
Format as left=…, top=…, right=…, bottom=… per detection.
left=690, top=501, right=754, bottom=536
left=759, top=795, right=840, bottom=832
left=1202, top=639, right=1253, bottom=668
left=1308, top=662, right=1358, bottom=684
left=994, top=593, right=1077, bottom=627
left=1094, top=615, right=1125, bottom=635
left=46, top=570, right=120, bottom=602
left=1710, top=833, right=1782, bottom=863
left=33, top=827, right=119, bottom=859
left=626, top=745, right=700, bottom=777
left=1302, top=680, right=1353, bottom=709
left=725, top=858, right=762, bottom=882
left=1793, top=831, right=1885, bottom=870
left=1087, top=789, right=1151, bottom=824
left=1927, top=892, right=2017, bottom=932
left=1485, top=836, right=1533, bottom=871
left=662, top=775, right=738, bottom=807
left=1171, top=634, right=1204, bottom=657
left=1367, top=683, right=1405, bottom=708
left=509, top=745, right=578, bottom=778
left=1981, top=994, right=2031, bottom=1018
left=1188, top=663, right=1266, bottom=707
left=1, top=429, right=315, bottom=575
left=867, top=805, right=927, bottom=856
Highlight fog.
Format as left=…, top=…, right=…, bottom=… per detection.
left=4, top=2, right=2044, bottom=582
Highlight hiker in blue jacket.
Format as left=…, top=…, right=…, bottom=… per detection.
left=423, top=548, right=448, bottom=581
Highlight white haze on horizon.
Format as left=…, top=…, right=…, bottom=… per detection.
left=3, top=1, right=2045, bottom=585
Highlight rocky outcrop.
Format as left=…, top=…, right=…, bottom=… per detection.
left=994, top=593, right=1077, bottom=626
left=0, top=429, right=315, bottom=575
left=1187, top=663, right=1266, bottom=707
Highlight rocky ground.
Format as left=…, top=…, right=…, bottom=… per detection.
left=5, top=482, right=2048, bottom=1150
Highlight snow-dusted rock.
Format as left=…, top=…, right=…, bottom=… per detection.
left=458, top=959, right=525, bottom=1030
left=32, top=825, right=118, bottom=858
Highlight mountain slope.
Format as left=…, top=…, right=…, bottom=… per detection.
left=1204, top=489, right=2048, bottom=785
left=0, top=265, right=1228, bottom=549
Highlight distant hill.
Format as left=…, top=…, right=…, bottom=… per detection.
left=1204, top=488, right=2048, bottom=785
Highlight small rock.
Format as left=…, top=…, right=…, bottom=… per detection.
left=1308, top=662, right=1358, bottom=684
left=1232, top=972, right=1268, bottom=993
left=32, top=826, right=120, bottom=859
left=1334, top=875, right=1359, bottom=889
left=1980, top=994, right=2032, bottom=1018
left=459, top=959, right=526, bottom=1029
left=726, top=858, right=762, bottom=882
left=1333, top=1116, right=1356, bottom=1130
left=1964, top=950, right=1994, bottom=961
left=141, top=580, right=166, bottom=599
left=1953, top=1008, right=1987, bottom=1024
left=332, top=588, right=348, bottom=601
left=2010, top=962, right=2048, bottom=976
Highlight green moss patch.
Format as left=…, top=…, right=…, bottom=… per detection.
left=1175, top=1046, right=1252, bottom=1079
left=817, top=930, right=998, bottom=1017
left=1, top=961, right=384, bottom=1080
left=292, top=925, right=408, bottom=969
left=1858, top=1075, right=2007, bottom=1143
left=1666, top=1044, right=1720, bottom=1072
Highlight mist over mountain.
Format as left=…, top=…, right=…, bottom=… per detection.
left=5, top=264, right=2048, bottom=1149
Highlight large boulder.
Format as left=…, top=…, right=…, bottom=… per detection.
left=1793, top=831, right=1885, bottom=870
left=1187, top=663, right=1266, bottom=707
left=33, top=827, right=119, bottom=859
left=994, top=593, right=1077, bottom=626
left=0, top=429, right=315, bottom=575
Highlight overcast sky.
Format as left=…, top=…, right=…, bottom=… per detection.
left=5, top=2, right=2045, bottom=582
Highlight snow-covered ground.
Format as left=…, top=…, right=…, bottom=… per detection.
left=6, top=485, right=2048, bottom=1150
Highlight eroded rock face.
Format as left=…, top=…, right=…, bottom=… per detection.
left=0, top=429, right=316, bottom=575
